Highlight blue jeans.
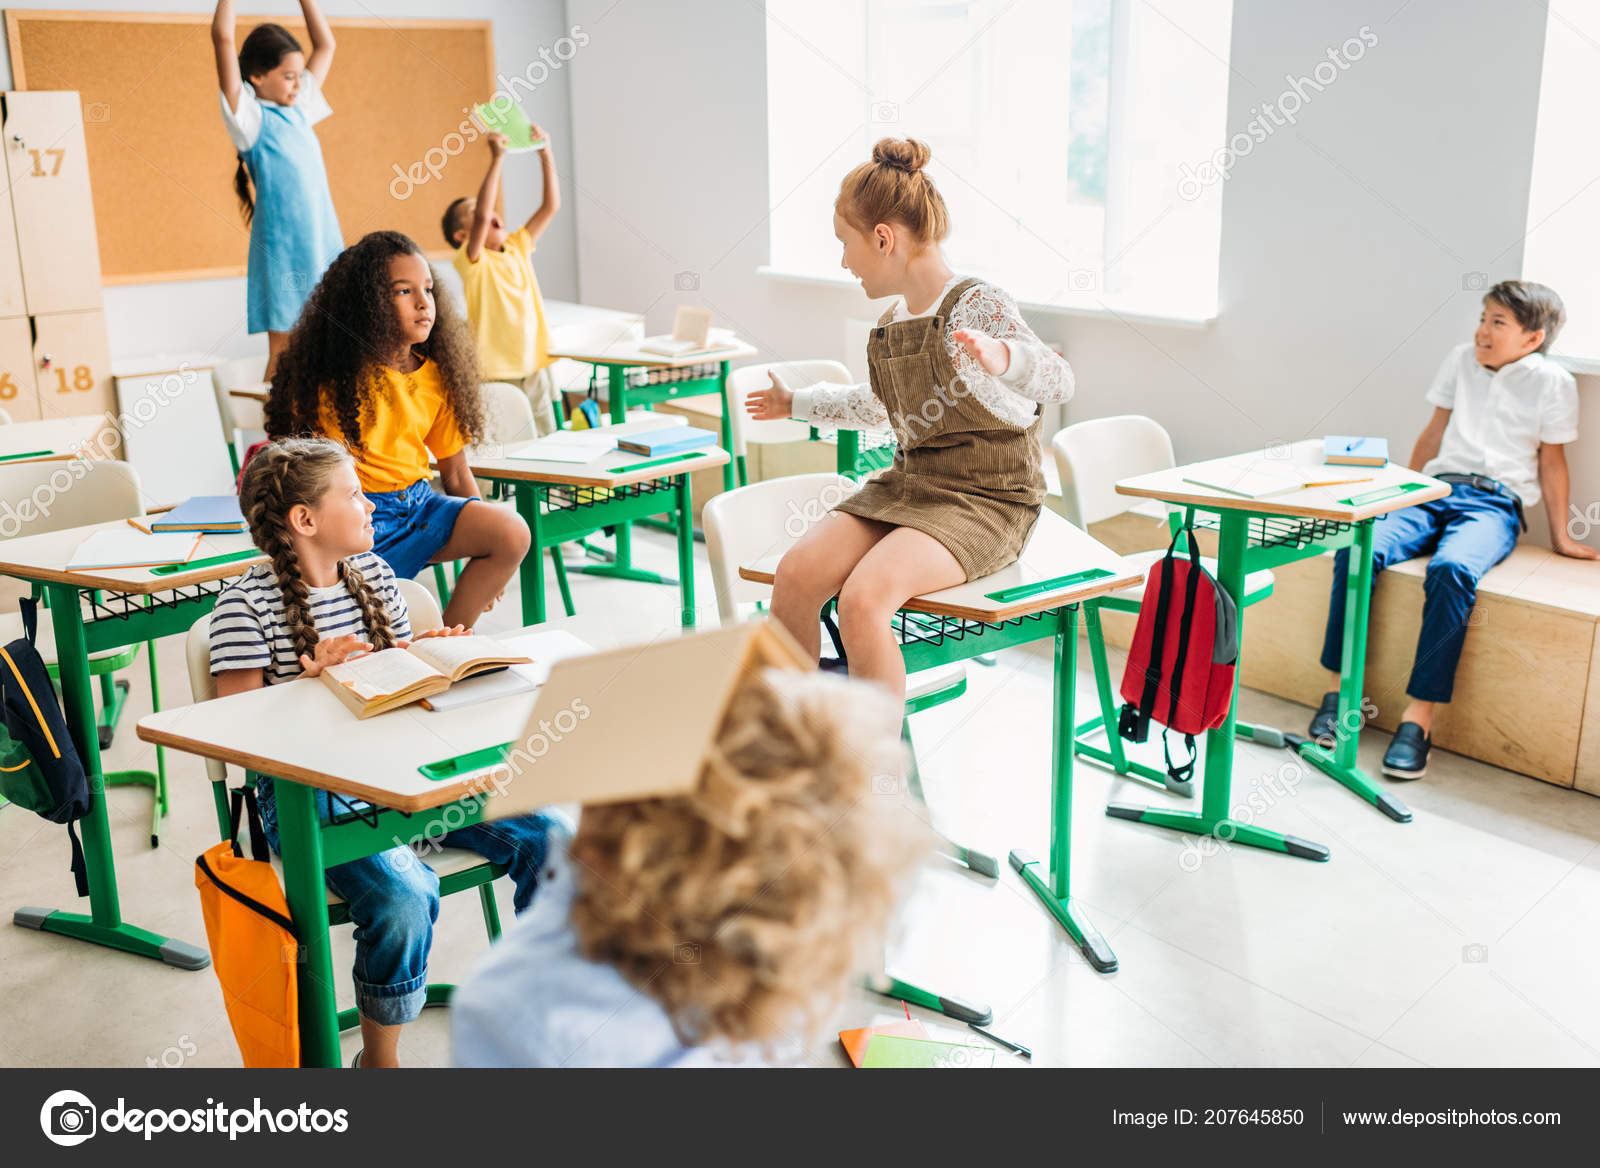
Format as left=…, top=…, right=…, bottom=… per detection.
left=368, top=478, right=475, bottom=582
left=1320, top=483, right=1520, bottom=703
left=251, top=773, right=558, bottom=1027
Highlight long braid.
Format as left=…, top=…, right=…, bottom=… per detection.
left=338, top=559, right=397, bottom=652
left=244, top=447, right=320, bottom=663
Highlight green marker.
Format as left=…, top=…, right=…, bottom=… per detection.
left=0, top=449, right=51, bottom=463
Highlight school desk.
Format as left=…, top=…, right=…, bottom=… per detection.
left=547, top=337, right=758, bottom=498
left=741, top=509, right=1146, bottom=977
left=465, top=438, right=729, bottom=628
left=1110, top=441, right=1451, bottom=843
left=0, top=415, right=115, bottom=464
left=0, top=520, right=264, bottom=969
left=137, top=625, right=596, bottom=1068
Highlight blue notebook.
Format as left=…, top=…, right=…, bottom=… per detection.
left=150, top=495, right=246, bottom=533
left=615, top=426, right=719, bottom=457
left=1324, top=436, right=1388, bottom=467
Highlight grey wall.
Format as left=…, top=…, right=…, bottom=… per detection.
left=566, top=0, right=1598, bottom=547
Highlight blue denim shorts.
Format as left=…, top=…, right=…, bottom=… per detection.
left=368, top=478, right=474, bottom=581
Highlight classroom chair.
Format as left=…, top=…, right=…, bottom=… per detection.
left=0, top=406, right=12, bottom=424
left=183, top=586, right=510, bottom=1042
left=1052, top=415, right=1277, bottom=796
left=210, top=355, right=269, bottom=477
left=427, top=382, right=575, bottom=618
left=0, top=459, right=170, bottom=844
left=725, top=360, right=837, bottom=488
left=701, top=473, right=997, bottom=876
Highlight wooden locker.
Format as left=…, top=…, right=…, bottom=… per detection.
left=0, top=315, right=39, bottom=420
left=34, top=310, right=112, bottom=420
left=0, top=155, right=26, bottom=319
left=3, top=91, right=104, bottom=315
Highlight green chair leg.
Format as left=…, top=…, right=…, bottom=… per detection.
left=432, top=563, right=453, bottom=608
left=477, top=881, right=503, bottom=940
left=550, top=548, right=576, bottom=618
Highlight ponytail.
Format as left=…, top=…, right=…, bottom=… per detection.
left=234, top=156, right=254, bottom=226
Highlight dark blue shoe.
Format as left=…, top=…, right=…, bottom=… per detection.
left=1381, top=722, right=1430, bottom=780
left=1308, top=691, right=1339, bottom=744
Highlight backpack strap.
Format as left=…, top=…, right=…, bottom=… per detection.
left=65, top=818, right=88, bottom=897
left=1163, top=730, right=1198, bottom=787
left=229, top=787, right=269, bottom=863
left=1163, top=529, right=1206, bottom=730
left=1119, top=525, right=1201, bottom=744
left=18, top=595, right=37, bottom=646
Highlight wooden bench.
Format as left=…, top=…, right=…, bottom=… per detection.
left=1077, top=508, right=1600, bottom=793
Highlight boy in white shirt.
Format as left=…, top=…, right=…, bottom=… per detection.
left=1310, top=281, right=1596, bottom=778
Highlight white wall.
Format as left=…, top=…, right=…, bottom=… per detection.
left=567, top=0, right=1599, bottom=548
left=0, top=0, right=578, bottom=364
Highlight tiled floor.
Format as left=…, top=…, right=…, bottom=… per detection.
left=2, top=526, right=1597, bottom=1068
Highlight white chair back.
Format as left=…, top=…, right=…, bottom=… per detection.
left=701, top=472, right=858, bottom=624
left=1051, top=415, right=1176, bottom=527
left=0, top=459, right=145, bottom=537
left=479, top=381, right=537, bottom=447
left=210, top=355, right=270, bottom=443
left=726, top=359, right=852, bottom=456
left=394, top=577, right=444, bottom=633
left=0, top=406, right=12, bottom=424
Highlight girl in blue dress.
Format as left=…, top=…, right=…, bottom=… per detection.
left=212, top=0, right=344, bottom=378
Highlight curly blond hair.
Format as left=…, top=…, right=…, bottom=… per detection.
left=569, top=667, right=930, bottom=1050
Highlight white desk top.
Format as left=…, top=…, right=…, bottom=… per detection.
left=1117, top=440, right=1451, bottom=522
left=0, top=518, right=261, bottom=594
left=466, top=439, right=730, bottom=488
left=740, top=508, right=1144, bottom=622
left=549, top=338, right=759, bottom=368
left=138, top=627, right=595, bottom=813
left=0, top=416, right=117, bottom=462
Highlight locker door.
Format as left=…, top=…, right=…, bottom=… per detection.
left=3, top=91, right=104, bottom=314
left=0, top=153, right=26, bottom=319
left=0, top=315, right=39, bottom=420
left=34, top=310, right=112, bottom=420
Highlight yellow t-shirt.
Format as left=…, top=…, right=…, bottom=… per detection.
left=318, top=359, right=468, bottom=494
left=453, top=226, right=552, bottom=381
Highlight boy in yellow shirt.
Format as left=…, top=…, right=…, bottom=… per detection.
left=443, top=127, right=561, bottom=434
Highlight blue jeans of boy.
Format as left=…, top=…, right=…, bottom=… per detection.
left=1319, top=482, right=1520, bottom=704
left=251, top=773, right=558, bottom=1026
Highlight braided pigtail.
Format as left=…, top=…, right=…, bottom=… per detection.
left=337, top=559, right=397, bottom=652
left=237, top=436, right=365, bottom=668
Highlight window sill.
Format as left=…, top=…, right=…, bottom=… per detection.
left=755, top=266, right=1216, bottom=330
left=1554, top=354, right=1600, bottom=377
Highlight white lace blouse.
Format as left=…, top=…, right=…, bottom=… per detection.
left=789, top=276, right=1075, bottom=430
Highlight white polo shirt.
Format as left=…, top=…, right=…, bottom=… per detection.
left=1421, top=342, right=1578, bottom=508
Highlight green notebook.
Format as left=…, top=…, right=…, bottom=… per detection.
left=473, top=100, right=547, bottom=152
left=859, top=1034, right=996, bottom=1068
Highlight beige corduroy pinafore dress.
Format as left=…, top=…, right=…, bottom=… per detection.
left=833, top=277, right=1046, bottom=579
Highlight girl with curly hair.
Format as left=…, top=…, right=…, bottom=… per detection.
left=211, top=437, right=563, bottom=1068
left=265, top=230, right=529, bottom=629
left=451, top=663, right=930, bottom=1066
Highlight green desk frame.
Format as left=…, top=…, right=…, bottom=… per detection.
left=11, top=581, right=217, bottom=970
left=1104, top=508, right=1412, bottom=862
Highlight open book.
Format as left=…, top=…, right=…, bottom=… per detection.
left=319, top=635, right=533, bottom=719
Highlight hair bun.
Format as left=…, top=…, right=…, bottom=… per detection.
left=871, top=137, right=931, bottom=174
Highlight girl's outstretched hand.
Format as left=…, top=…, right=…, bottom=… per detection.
left=298, top=633, right=373, bottom=678
left=745, top=371, right=795, bottom=421
left=397, top=624, right=471, bottom=647
left=952, top=328, right=1010, bottom=376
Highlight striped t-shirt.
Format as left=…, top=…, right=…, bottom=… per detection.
left=209, top=550, right=412, bottom=684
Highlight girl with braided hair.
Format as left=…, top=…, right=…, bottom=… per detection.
left=265, top=229, right=529, bottom=630
left=210, top=437, right=563, bottom=1069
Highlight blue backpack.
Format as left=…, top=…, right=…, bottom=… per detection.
left=0, top=597, right=90, bottom=896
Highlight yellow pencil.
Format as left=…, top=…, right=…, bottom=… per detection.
left=126, top=517, right=154, bottom=535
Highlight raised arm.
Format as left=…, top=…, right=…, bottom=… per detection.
left=212, top=0, right=243, bottom=113
left=299, top=0, right=337, bottom=82
left=1409, top=406, right=1451, bottom=471
left=464, top=135, right=506, bottom=262
left=520, top=123, right=561, bottom=246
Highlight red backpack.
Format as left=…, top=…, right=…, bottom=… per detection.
left=1117, top=526, right=1239, bottom=788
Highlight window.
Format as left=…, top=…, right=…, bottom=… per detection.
left=1523, top=0, right=1600, bottom=362
left=765, top=0, right=1233, bottom=320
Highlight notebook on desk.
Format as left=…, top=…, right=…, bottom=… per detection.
left=66, top=529, right=203, bottom=571
left=614, top=426, right=718, bottom=457
left=150, top=495, right=245, bottom=533
left=1324, top=436, right=1389, bottom=467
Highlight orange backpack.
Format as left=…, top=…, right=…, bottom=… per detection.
left=194, top=788, right=300, bottom=1068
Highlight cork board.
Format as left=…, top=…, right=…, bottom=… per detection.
left=5, top=11, right=495, bottom=284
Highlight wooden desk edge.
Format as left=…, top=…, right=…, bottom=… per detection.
left=737, top=565, right=1146, bottom=623
left=0, top=555, right=267, bottom=595
left=136, top=720, right=495, bottom=815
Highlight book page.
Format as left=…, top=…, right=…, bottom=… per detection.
left=326, top=649, right=443, bottom=702
left=407, top=634, right=528, bottom=680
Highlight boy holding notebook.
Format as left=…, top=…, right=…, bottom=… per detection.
left=1310, top=280, right=1596, bottom=777
left=443, top=128, right=560, bottom=435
